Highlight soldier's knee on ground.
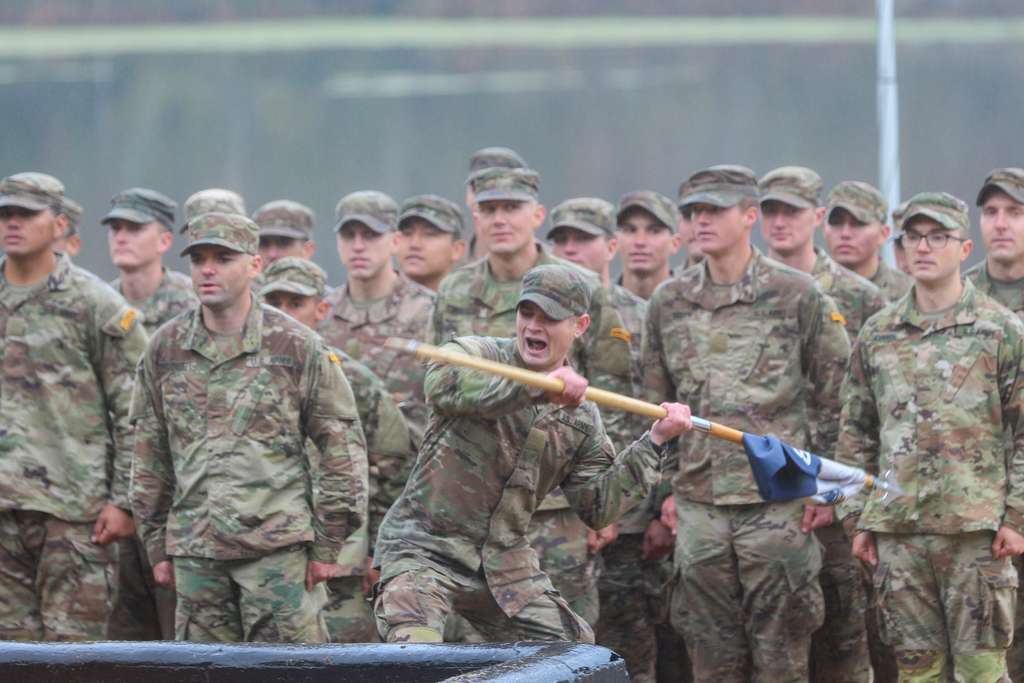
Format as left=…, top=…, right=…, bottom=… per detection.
left=896, top=650, right=947, bottom=682
left=953, top=650, right=1010, bottom=683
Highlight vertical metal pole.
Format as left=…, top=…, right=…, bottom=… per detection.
left=877, top=0, right=900, bottom=263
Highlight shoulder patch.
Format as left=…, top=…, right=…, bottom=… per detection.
left=830, top=310, right=847, bottom=327
left=609, top=327, right=631, bottom=343
left=327, top=351, right=341, bottom=366
left=120, top=308, right=138, bottom=331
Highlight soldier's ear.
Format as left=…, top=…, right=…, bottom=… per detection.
left=302, top=240, right=316, bottom=259
left=532, top=203, right=547, bottom=229
left=574, top=312, right=591, bottom=338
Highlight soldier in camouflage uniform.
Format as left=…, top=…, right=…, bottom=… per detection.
left=55, top=196, right=82, bottom=257
left=757, top=166, right=880, bottom=682
left=260, top=257, right=412, bottom=642
left=253, top=199, right=318, bottom=267
left=464, top=146, right=528, bottom=260
left=966, top=169, right=1024, bottom=681
left=319, top=191, right=435, bottom=447
left=130, top=212, right=369, bottom=643
left=396, top=194, right=466, bottom=292
left=103, top=188, right=196, bottom=640
left=0, top=172, right=148, bottom=640
left=645, top=166, right=851, bottom=682
left=614, top=190, right=683, bottom=300
left=430, top=169, right=637, bottom=629
left=824, top=180, right=912, bottom=303
left=374, top=263, right=693, bottom=643
left=547, top=196, right=658, bottom=681
left=837, top=192, right=1024, bottom=682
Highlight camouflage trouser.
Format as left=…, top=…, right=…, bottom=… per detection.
left=324, top=575, right=378, bottom=643
left=0, top=509, right=115, bottom=641
left=1009, top=554, right=1024, bottom=683
left=374, top=566, right=593, bottom=643
left=595, top=533, right=658, bottom=683
left=173, top=544, right=328, bottom=643
left=872, top=531, right=1015, bottom=682
left=106, top=534, right=176, bottom=640
left=526, top=507, right=599, bottom=625
left=810, top=521, right=873, bottom=682
left=671, top=499, right=824, bottom=683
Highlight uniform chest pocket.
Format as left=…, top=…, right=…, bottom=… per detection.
left=940, top=337, right=996, bottom=404
left=158, top=366, right=208, bottom=443
left=506, top=427, right=547, bottom=493
left=230, top=366, right=300, bottom=448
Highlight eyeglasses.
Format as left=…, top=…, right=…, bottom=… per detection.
left=896, top=231, right=965, bottom=250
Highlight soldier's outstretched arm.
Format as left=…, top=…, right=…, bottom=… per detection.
left=424, top=338, right=539, bottom=418
left=562, top=403, right=691, bottom=531
left=129, top=356, right=175, bottom=568
left=303, top=343, right=369, bottom=564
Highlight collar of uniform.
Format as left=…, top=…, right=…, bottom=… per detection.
left=897, top=278, right=978, bottom=332
left=682, top=246, right=762, bottom=310
left=0, top=252, right=74, bottom=292
left=184, top=292, right=263, bottom=359
left=332, top=271, right=406, bottom=326
left=474, top=242, right=552, bottom=314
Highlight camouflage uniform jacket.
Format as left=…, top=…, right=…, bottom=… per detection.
left=326, top=348, right=411, bottom=575
left=870, top=259, right=913, bottom=303
left=836, top=280, right=1024, bottom=535
left=812, top=247, right=887, bottom=340
left=320, top=273, right=434, bottom=445
left=374, top=336, right=664, bottom=617
left=429, top=245, right=637, bottom=513
left=609, top=283, right=653, bottom=534
left=0, top=254, right=147, bottom=520
left=642, top=248, right=851, bottom=505
left=965, top=261, right=1024, bottom=318
left=111, top=268, right=196, bottom=334
left=130, top=300, right=369, bottom=565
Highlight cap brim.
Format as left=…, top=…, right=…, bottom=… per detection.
left=475, top=190, right=536, bottom=204
left=977, top=181, right=1024, bottom=207
left=679, top=191, right=744, bottom=209
left=547, top=221, right=608, bottom=239
left=899, top=207, right=962, bottom=232
left=827, top=202, right=878, bottom=225
left=617, top=201, right=675, bottom=232
left=517, top=292, right=575, bottom=321
left=0, top=195, right=50, bottom=212
left=102, top=207, right=159, bottom=226
left=399, top=210, right=459, bottom=235
left=259, top=226, right=309, bottom=240
left=334, top=214, right=393, bottom=234
left=259, top=281, right=320, bottom=298
left=180, top=238, right=251, bottom=257
left=760, top=192, right=815, bottom=209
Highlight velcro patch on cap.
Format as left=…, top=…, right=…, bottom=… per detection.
left=830, top=311, right=847, bottom=327
left=610, top=327, right=632, bottom=343
left=120, top=309, right=137, bottom=331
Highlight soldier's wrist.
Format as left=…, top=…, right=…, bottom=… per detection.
left=311, top=544, right=341, bottom=563
left=840, top=514, right=862, bottom=539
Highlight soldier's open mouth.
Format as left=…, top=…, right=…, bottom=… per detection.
left=525, top=338, right=547, bottom=351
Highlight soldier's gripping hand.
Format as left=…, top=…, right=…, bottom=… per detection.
left=92, top=503, right=135, bottom=546
left=153, top=560, right=175, bottom=588
left=587, top=524, right=620, bottom=554
left=651, top=402, right=693, bottom=445
left=851, top=530, right=878, bottom=567
left=306, top=560, right=342, bottom=592
left=992, top=526, right=1024, bottom=559
left=546, top=366, right=588, bottom=407
left=800, top=504, right=834, bottom=534
left=659, top=495, right=677, bottom=535
left=642, top=518, right=675, bottom=560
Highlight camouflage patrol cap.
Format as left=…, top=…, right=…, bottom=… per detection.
left=894, top=192, right=969, bottom=233
left=472, top=167, right=541, bottom=204
left=678, top=165, right=759, bottom=208
left=181, top=211, right=259, bottom=257
left=617, top=190, right=679, bottom=232
left=759, top=166, right=822, bottom=209
left=61, top=197, right=83, bottom=236
left=259, top=256, right=327, bottom=299
left=517, top=263, right=592, bottom=321
left=468, top=146, right=527, bottom=175
left=334, top=190, right=398, bottom=234
left=399, top=194, right=464, bottom=236
left=253, top=199, right=315, bottom=240
left=102, top=187, right=177, bottom=230
left=0, top=172, right=65, bottom=212
left=826, top=181, right=888, bottom=225
left=180, top=188, right=247, bottom=233
left=976, top=167, right=1024, bottom=206
left=548, top=197, right=616, bottom=238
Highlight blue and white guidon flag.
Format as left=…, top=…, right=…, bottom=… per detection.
left=742, top=434, right=873, bottom=504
